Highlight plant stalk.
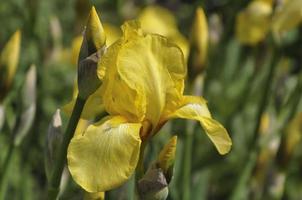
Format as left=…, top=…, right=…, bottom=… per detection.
left=231, top=46, right=279, bottom=199
left=48, top=96, right=86, bottom=199
left=183, top=122, right=194, bottom=200
left=134, top=141, right=147, bottom=200
left=0, top=141, right=15, bottom=198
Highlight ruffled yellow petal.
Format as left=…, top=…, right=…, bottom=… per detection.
left=67, top=116, right=142, bottom=192
left=117, top=31, right=186, bottom=126
left=99, top=21, right=186, bottom=126
left=98, top=38, right=146, bottom=122
left=235, top=1, right=272, bottom=45
left=139, top=6, right=189, bottom=60
left=164, top=96, right=232, bottom=155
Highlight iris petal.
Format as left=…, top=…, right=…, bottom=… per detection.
left=165, top=96, right=232, bottom=155
left=67, top=116, right=142, bottom=192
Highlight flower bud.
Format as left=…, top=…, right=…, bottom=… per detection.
left=157, top=136, right=177, bottom=183
left=45, top=109, right=63, bottom=180
left=188, top=7, right=208, bottom=78
left=137, top=136, right=178, bottom=200
left=78, top=53, right=102, bottom=99
left=77, top=6, right=105, bottom=99
left=78, top=6, right=106, bottom=63
left=0, top=30, right=21, bottom=102
left=0, top=105, right=4, bottom=131
left=14, top=65, right=36, bottom=146
left=138, top=165, right=169, bottom=200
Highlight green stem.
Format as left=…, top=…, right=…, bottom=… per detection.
left=230, top=150, right=258, bottom=200
left=0, top=141, right=15, bottom=198
left=182, top=77, right=202, bottom=200
left=250, top=48, right=279, bottom=150
left=48, top=96, right=86, bottom=199
left=183, top=123, right=194, bottom=200
left=134, top=142, right=147, bottom=199
left=231, top=47, right=279, bottom=199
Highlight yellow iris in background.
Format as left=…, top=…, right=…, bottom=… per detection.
left=67, top=21, right=231, bottom=193
left=138, top=6, right=189, bottom=61
left=272, top=0, right=302, bottom=36
left=189, top=7, right=209, bottom=76
left=235, top=0, right=272, bottom=45
left=0, top=30, right=21, bottom=102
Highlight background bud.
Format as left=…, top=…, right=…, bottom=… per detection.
left=0, top=105, right=4, bottom=131
left=45, top=109, right=63, bottom=180
left=14, top=65, right=36, bottom=146
left=188, top=7, right=208, bottom=78
left=0, top=30, right=21, bottom=102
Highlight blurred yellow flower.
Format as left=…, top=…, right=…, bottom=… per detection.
left=138, top=5, right=189, bottom=60
left=189, top=7, right=208, bottom=75
left=70, top=36, right=83, bottom=65
left=0, top=30, right=21, bottom=102
left=103, top=23, right=122, bottom=46
left=281, top=112, right=302, bottom=160
left=67, top=21, right=231, bottom=192
left=272, top=0, right=302, bottom=36
left=235, top=0, right=272, bottom=45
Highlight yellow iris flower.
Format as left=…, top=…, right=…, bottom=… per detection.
left=64, top=10, right=122, bottom=118
left=235, top=0, right=272, bottom=45
left=272, top=0, right=302, bottom=35
left=67, top=20, right=231, bottom=193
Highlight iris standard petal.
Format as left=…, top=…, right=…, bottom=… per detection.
left=99, top=39, right=146, bottom=122
left=116, top=31, right=186, bottom=126
left=165, top=96, right=232, bottom=155
left=67, top=116, right=142, bottom=192
left=99, top=21, right=186, bottom=126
